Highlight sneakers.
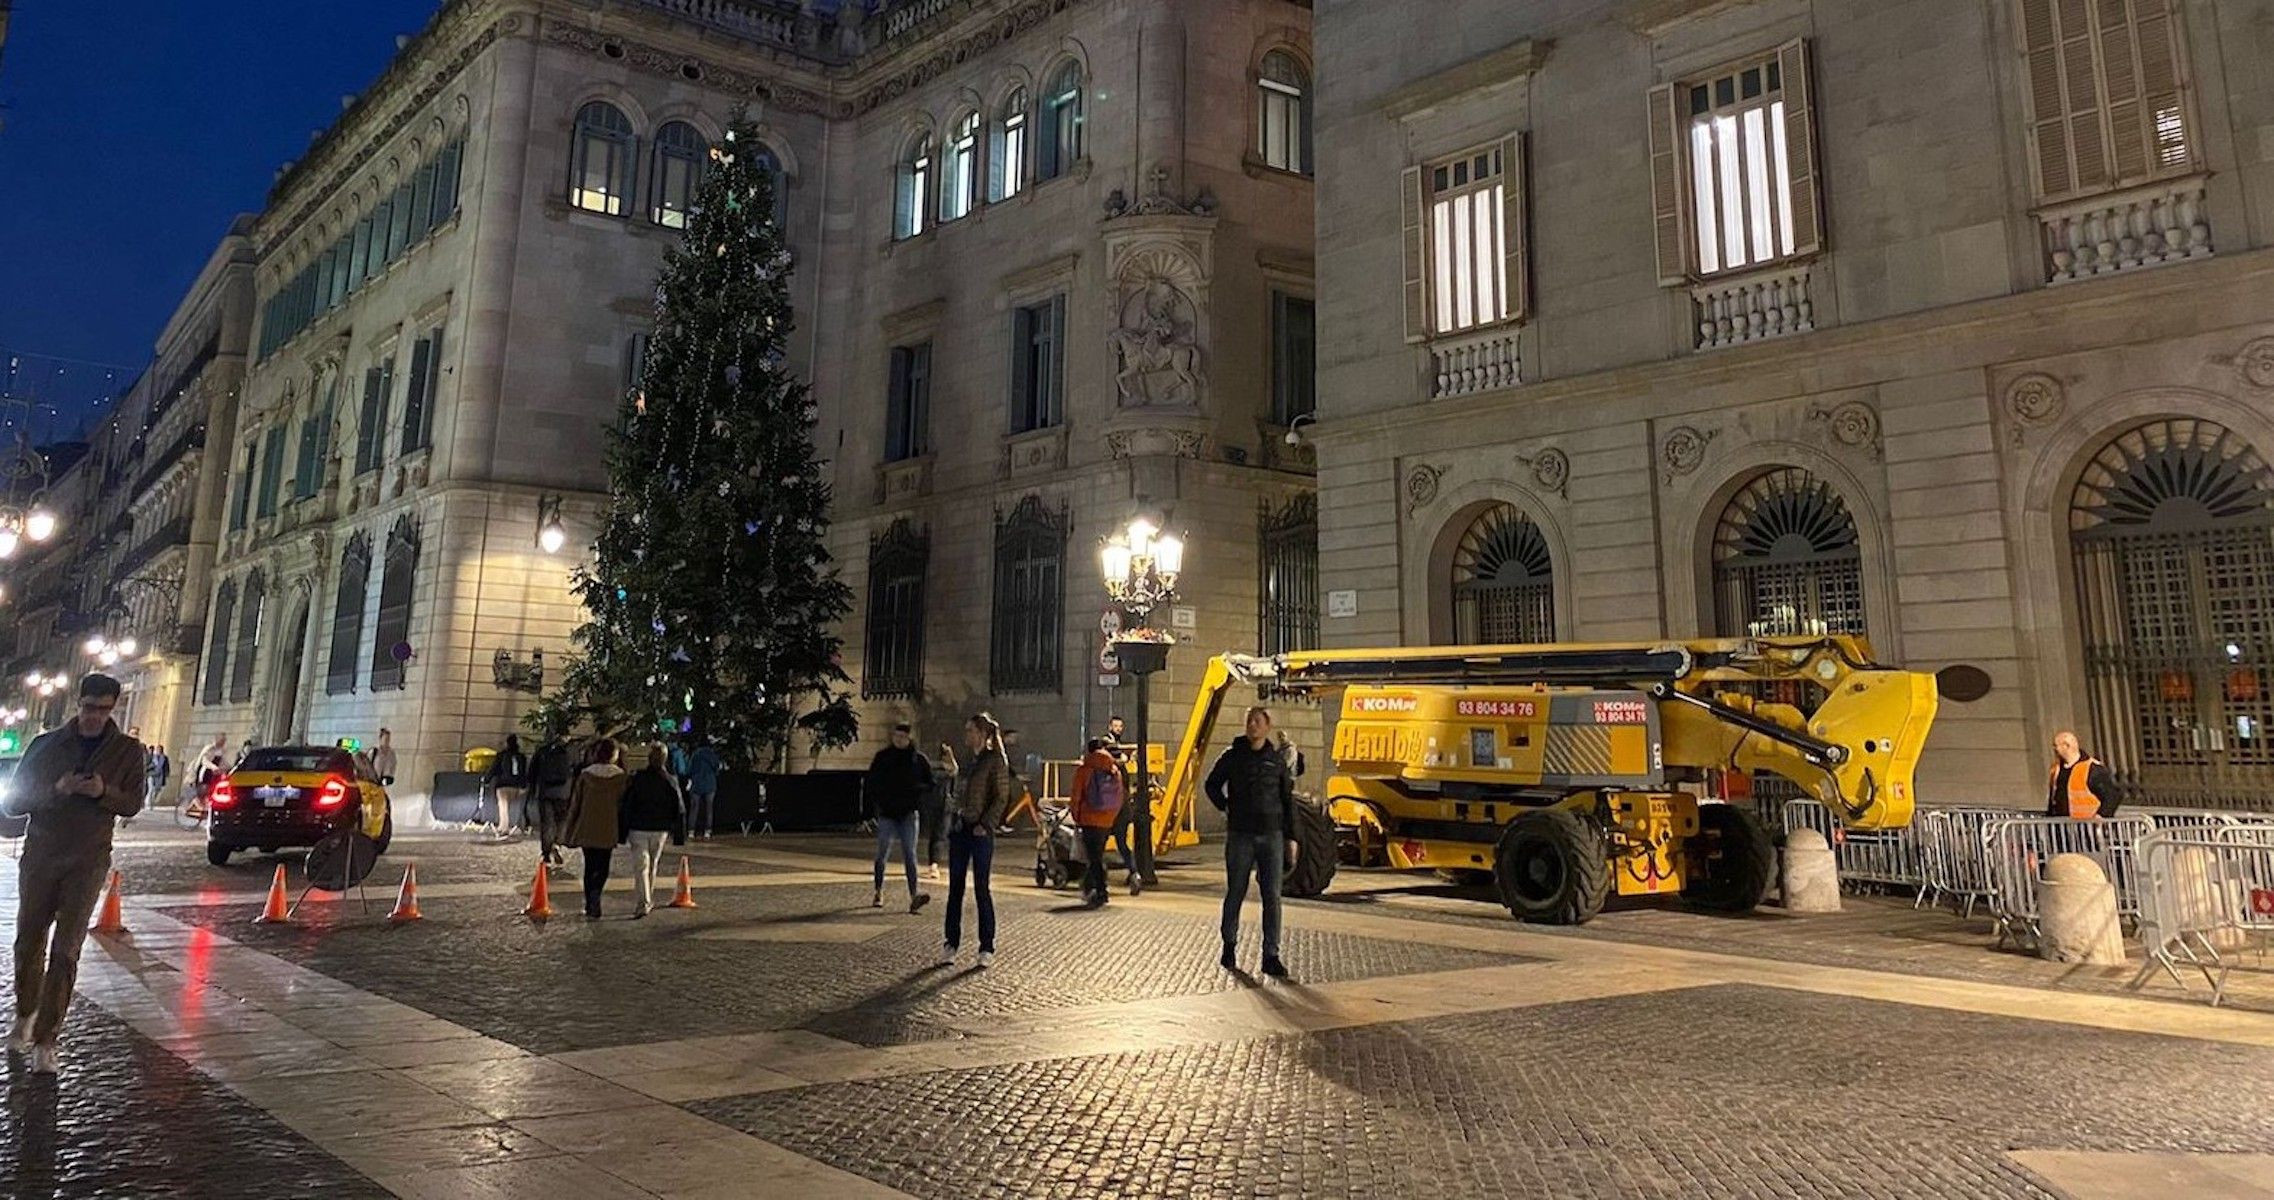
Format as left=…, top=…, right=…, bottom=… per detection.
left=1219, top=945, right=1237, bottom=971
left=976, top=950, right=995, bottom=968
left=5, top=1016, right=32, bottom=1055
left=909, top=892, right=932, bottom=914
left=872, top=888, right=884, bottom=909
left=29, top=1043, right=58, bottom=1075
left=938, top=942, right=957, bottom=966
left=634, top=905, right=651, bottom=920
left=1128, top=872, right=1144, bottom=897
left=927, top=863, right=942, bottom=883
left=1261, top=956, right=1289, bottom=979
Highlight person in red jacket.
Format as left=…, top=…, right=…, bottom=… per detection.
left=1068, top=739, right=1125, bottom=908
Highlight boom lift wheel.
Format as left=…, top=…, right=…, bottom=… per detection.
left=1282, top=795, right=1340, bottom=898
left=1683, top=802, right=1774, bottom=912
left=1492, top=808, right=1610, bottom=925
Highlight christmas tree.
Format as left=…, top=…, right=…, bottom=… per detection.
left=551, top=112, right=856, bottom=767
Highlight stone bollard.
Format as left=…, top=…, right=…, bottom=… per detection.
left=2037, top=853, right=2126, bottom=964
left=1780, top=829, right=1841, bottom=914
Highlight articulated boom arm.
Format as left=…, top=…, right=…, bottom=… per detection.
left=1154, top=638, right=1939, bottom=841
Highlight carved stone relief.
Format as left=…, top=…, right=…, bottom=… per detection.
left=1660, top=426, right=1717, bottom=483
left=1515, top=447, right=1569, bottom=497
left=1404, top=463, right=1443, bottom=516
left=2002, top=372, right=2065, bottom=448
left=1809, top=401, right=1882, bottom=461
left=2235, top=337, right=2274, bottom=390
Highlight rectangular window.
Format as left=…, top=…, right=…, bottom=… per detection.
left=400, top=327, right=443, bottom=454
left=372, top=199, right=397, bottom=269
left=351, top=216, right=374, bottom=285
left=229, top=443, right=254, bottom=532
left=355, top=358, right=393, bottom=476
left=328, top=236, right=351, bottom=307
left=885, top=342, right=932, bottom=462
left=996, top=110, right=1027, bottom=201
left=433, top=139, right=464, bottom=224
left=863, top=525, right=929, bottom=700
left=624, top=333, right=651, bottom=397
left=2016, top=0, right=2194, bottom=201
left=1424, top=145, right=1516, bottom=335
left=1686, top=59, right=1795, bottom=276
left=256, top=425, right=287, bottom=518
left=1009, top=296, right=1065, bottom=433
left=990, top=501, right=1066, bottom=694
left=294, top=411, right=322, bottom=501
left=1258, top=496, right=1319, bottom=658
left=411, top=162, right=439, bottom=239
left=1270, top=292, right=1316, bottom=425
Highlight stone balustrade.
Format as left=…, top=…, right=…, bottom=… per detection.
left=2040, top=174, right=2213, bottom=285
left=1691, top=263, right=1815, bottom=350
left=1429, top=327, right=1522, bottom=399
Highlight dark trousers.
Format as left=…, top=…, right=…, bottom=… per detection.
left=1221, top=831, right=1285, bottom=960
left=919, top=799, right=948, bottom=865
left=581, top=847, right=613, bottom=916
left=538, top=793, right=571, bottom=859
left=12, top=855, right=108, bottom=1045
left=944, top=828, right=996, bottom=952
left=1079, top=826, right=1113, bottom=903
left=872, top=811, right=920, bottom=895
left=1110, top=803, right=1137, bottom=874
left=688, top=789, right=715, bottom=835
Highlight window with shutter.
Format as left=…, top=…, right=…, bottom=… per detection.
left=201, top=580, right=237, bottom=706
left=369, top=517, right=420, bottom=690
left=355, top=357, right=393, bottom=476
left=1414, top=138, right=1529, bottom=337
left=989, top=496, right=1067, bottom=694
left=2015, top=0, right=2195, bottom=202
left=1660, top=44, right=1822, bottom=281
left=327, top=534, right=371, bottom=694
left=229, top=571, right=265, bottom=704
left=886, top=342, right=931, bottom=461
left=1009, top=297, right=1064, bottom=432
left=863, top=519, right=929, bottom=699
left=401, top=327, right=443, bottom=454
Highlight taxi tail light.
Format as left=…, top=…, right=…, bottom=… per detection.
left=316, top=776, right=351, bottom=809
left=208, top=778, right=237, bottom=809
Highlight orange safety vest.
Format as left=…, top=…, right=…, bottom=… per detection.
left=2050, top=757, right=2102, bottom=819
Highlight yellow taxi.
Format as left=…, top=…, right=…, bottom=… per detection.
left=206, top=745, right=393, bottom=867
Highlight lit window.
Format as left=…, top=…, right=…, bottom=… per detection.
left=1039, top=63, right=1084, bottom=181
left=569, top=101, right=635, bottom=216
left=941, top=113, right=980, bottom=222
left=651, top=121, right=707, bottom=228
left=1426, top=146, right=1514, bottom=336
left=1686, top=61, right=1795, bottom=277
left=991, top=88, right=1029, bottom=202
left=895, top=135, right=932, bottom=239
left=1258, top=51, right=1311, bottom=175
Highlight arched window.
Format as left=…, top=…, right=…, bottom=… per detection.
left=650, top=120, right=707, bottom=228
left=1039, top=63, right=1084, bottom=181
left=369, top=517, right=420, bottom=690
left=754, top=144, right=789, bottom=229
left=941, top=111, right=980, bottom=223
left=895, top=134, right=933, bottom=240
left=990, top=495, right=1067, bottom=693
left=1711, top=467, right=1864, bottom=638
left=229, top=570, right=265, bottom=704
left=989, top=87, right=1029, bottom=202
left=327, top=533, right=371, bottom=695
left=201, top=579, right=237, bottom=706
left=2070, top=418, right=2274, bottom=808
left=1449, top=503, right=1555, bottom=644
left=569, top=101, right=636, bottom=216
left=864, top=520, right=930, bottom=699
left=1258, top=50, right=1312, bottom=175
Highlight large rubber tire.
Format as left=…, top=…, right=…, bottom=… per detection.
left=1685, top=803, right=1774, bottom=913
left=207, top=842, right=233, bottom=867
left=1493, top=808, right=1610, bottom=925
left=373, top=811, right=394, bottom=855
left=1282, top=795, right=1340, bottom=898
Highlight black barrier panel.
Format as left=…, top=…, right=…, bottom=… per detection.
left=711, top=770, right=865, bottom=831
left=429, top=770, right=485, bottom=825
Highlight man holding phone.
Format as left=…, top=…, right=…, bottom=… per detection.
left=5, top=674, right=148, bottom=1076
left=1205, top=706, right=1298, bottom=979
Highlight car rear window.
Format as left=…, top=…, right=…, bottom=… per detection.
left=240, top=748, right=350, bottom=775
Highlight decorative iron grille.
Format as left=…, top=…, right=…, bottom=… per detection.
left=1451, top=502, right=1555, bottom=643
left=990, top=495, right=1066, bottom=694
left=864, top=519, right=929, bottom=699
left=1258, top=495, right=1319, bottom=657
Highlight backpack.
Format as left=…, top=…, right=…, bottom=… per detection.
left=1077, top=764, right=1125, bottom=821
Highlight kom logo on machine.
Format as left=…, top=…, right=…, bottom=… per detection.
left=1591, top=699, right=1649, bottom=724
left=1346, top=693, right=1420, bottom=715
left=1456, top=699, right=1538, bottom=718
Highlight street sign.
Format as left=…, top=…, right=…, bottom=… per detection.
left=1170, top=606, right=1196, bottom=629
left=1099, top=609, right=1122, bottom=636
left=1098, top=673, right=1121, bottom=688
left=1327, top=590, right=1358, bottom=618
left=1098, top=645, right=1120, bottom=673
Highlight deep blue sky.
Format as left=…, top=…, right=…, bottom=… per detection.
left=0, top=0, right=442, bottom=434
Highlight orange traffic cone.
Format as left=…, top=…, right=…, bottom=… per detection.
left=92, top=870, right=127, bottom=934
left=521, top=860, right=555, bottom=920
left=667, top=856, right=698, bottom=909
left=387, top=864, right=424, bottom=923
left=254, top=864, right=291, bottom=924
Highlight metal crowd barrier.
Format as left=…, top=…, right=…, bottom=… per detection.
left=1915, top=807, right=2014, bottom=917
left=2131, top=824, right=2274, bottom=1007
left=1778, top=799, right=1928, bottom=894
left=1980, top=814, right=2157, bottom=949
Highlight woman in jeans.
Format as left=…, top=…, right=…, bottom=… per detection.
left=940, top=714, right=1013, bottom=968
left=561, top=739, right=630, bottom=919
left=921, top=743, right=956, bottom=882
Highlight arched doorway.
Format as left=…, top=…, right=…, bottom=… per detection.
left=2070, top=417, right=2274, bottom=809
left=1712, top=466, right=1865, bottom=638
left=1448, top=502, right=1555, bottom=643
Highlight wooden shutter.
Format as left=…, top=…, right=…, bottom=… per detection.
left=1401, top=165, right=1427, bottom=341
left=1646, top=83, right=1692, bottom=286
left=2126, top=0, right=2189, bottom=175
left=1045, top=295, right=1067, bottom=426
left=1499, top=133, right=1530, bottom=324
left=1009, top=306, right=1034, bottom=431
left=2017, top=0, right=2074, bottom=197
left=400, top=336, right=433, bottom=455
left=1777, top=38, right=1825, bottom=258
left=886, top=346, right=912, bottom=459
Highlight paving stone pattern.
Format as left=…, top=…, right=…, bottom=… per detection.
left=0, top=976, right=385, bottom=1199
left=697, top=983, right=2274, bottom=1200
left=159, top=880, right=1521, bottom=1055
left=107, top=836, right=765, bottom=898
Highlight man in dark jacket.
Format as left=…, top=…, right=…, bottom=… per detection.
left=618, top=745, right=686, bottom=918
left=865, top=725, right=933, bottom=914
left=2046, top=730, right=2122, bottom=818
left=6, top=674, right=146, bottom=1076
left=1205, top=706, right=1298, bottom=978
left=531, top=734, right=576, bottom=867
left=485, top=734, right=532, bottom=839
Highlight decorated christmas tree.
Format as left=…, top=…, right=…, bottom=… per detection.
left=551, top=112, right=856, bottom=767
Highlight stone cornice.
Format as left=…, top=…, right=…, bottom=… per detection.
left=848, top=0, right=1089, bottom=116
left=1379, top=38, right=1551, bottom=121
left=541, top=18, right=837, bottom=118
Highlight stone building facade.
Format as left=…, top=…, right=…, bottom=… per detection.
left=182, top=0, right=1317, bottom=804
left=1312, top=0, right=2274, bottom=807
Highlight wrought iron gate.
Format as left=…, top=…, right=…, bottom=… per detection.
left=1450, top=502, right=1555, bottom=644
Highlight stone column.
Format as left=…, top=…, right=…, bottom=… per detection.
left=1780, top=828, right=1841, bottom=913
left=1134, top=5, right=1187, bottom=199
left=441, top=30, right=539, bottom=488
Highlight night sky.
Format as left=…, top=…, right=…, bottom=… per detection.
left=0, top=0, right=443, bottom=436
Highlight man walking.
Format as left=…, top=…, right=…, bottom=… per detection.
left=686, top=739, right=722, bottom=839
left=1205, top=706, right=1297, bottom=979
left=531, top=732, right=576, bottom=868
left=1103, top=715, right=1144, bottom=895
left=864, top=725, right=933, bottom=913
left=6, top=674, right=147, bottom=1075
left=486, top=734, right=531, bottom=839
left=2047, top=730, right=2122, bottom=818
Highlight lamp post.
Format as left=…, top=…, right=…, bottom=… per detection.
left=1101, top=514, right=1185, bottom=887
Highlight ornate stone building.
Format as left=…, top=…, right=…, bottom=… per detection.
left=1312, top=0, right=2274, bottom=807
left=186, top=0, right=1317, bottom=802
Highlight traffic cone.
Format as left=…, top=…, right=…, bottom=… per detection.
left=92, top=870, right=127, bottom=934
left=387, top=864, right=424, bottom=923
left=667, top=856, right=698, bottom=909
left=254, top=865, right=291, bottom=924
left=521, top=860, right=554, bottom=920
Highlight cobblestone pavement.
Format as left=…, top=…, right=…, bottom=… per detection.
left=157, top=878, right=1525, bottom=1054
left=103, top=830, right=770, bottom=898
left=0, top=976, right=389, bottom=1199
left=697, top=983, right=2274, bottom=1200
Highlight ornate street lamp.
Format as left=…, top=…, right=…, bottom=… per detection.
left=1101, top=513, right=1186, bottom=886
left=0, top=435, right=60, bottom=560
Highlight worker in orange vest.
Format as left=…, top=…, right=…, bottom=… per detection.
left=2046, top=730, right=2120, bottom=819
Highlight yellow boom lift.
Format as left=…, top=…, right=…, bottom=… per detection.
left=1148, top=636, right=1940, bottom=924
